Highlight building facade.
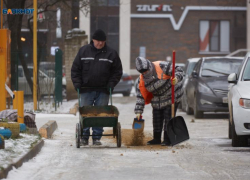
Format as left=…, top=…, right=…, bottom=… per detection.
left=81, top=0, right=247, bottom=76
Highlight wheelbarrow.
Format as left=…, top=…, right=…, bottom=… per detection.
left=75, top=88, right=121, bottom=148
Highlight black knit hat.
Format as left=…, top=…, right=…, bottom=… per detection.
left=92, top=29, right=106, bottom=41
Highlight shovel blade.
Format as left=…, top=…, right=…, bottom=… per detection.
left=167, top=116, right=189, bottom=146
left=132, top=118, right=145, bottom=131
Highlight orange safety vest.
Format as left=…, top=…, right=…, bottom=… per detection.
left=139, top=61, right=171, bottom=105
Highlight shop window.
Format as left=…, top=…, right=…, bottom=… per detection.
left=199, top=20, right=230, bottom=53
left=90, top=1, right=120, bottom=52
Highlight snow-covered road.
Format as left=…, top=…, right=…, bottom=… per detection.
left=3, top=97, right=250, bottom=180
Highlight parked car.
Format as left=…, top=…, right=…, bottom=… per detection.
left=113, top=71, right=134, bottom=96
left=181, top=58, right=200, bottom=112
left=185, top=57, right=243, bottom=118
left=28, top=62, right=66, bottom=98
left=175, top=63, right=185, bottom=71
left=228, top=52, right=250, bottom=147
left=18, top=66, right=55, bottom=96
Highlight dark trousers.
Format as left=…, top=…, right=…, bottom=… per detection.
left=152, top=103, right=179, bottom=133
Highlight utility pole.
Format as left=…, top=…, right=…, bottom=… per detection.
left=1, top=0, right=3, bottom=29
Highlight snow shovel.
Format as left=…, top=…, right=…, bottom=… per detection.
left=166, top=51, right=190, bottom=146
left=132, top=115, right=144, bottom=132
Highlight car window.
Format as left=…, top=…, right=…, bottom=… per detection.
left=193, top=60, right=201, bottom=73
left=18, top=68, right=23, bottom=77
left=242, top=57, right=250, bottom=81
left=184, top=61, right=189, bottom=73
left=28, top=68, right=33, bottom=77
left=186, top=61, right=198, bottom=76
left=201, top=58, right=242, bottom=77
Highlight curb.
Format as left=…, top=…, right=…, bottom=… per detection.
left=0, top=139, right=44, bottom=179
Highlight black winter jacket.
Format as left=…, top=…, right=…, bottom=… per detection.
left=71, top=41, right=123, bottom=93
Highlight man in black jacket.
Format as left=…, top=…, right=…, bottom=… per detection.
left=71, top=29, right=123, bottom=146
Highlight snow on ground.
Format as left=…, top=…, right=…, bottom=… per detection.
left=0, top=98, right=79, bottom=170
left=23, top=99, right=78, bottom=114
left=0, top=133, right=40, bottom=169
left=2, top=93, right=250, bottom=180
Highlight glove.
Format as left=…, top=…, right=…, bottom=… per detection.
left=74, top=83, right=82, bottom=91
left=136, top=113, right=141, bottom=120
left=107, top=82, right=114, bottom=93
left=171, top=77, right=178, bottom=85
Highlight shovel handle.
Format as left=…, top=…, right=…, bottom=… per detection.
left=171, top=51, right=175, bottom=118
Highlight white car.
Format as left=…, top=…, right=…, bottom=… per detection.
left=228, top=52, right=250, bottom=147
left=18, top=66, right=66, bottom=98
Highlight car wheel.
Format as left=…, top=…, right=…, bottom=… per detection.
left=194, top=96, right=203, bottom=118
left=228, top=113, right=232, bottom=139
left=122, top=92, right=130, bottom=97
left=231, top=110, right=248, bottom=147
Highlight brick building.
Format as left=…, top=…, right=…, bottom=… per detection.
left=80, top=0, right=247, bottom=76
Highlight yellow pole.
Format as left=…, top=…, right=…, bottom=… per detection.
left=17, top=91, right=24, bottom=123
left=1, top=0, right=3, bottom=29
left=0, top=29, right=7, bottom=111
left=13, top=91, right=18, bottom=109
left=33, top=0, right=37, bottom=110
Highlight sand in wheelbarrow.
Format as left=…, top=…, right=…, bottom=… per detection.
left=82, top=113, right=117, bottom=117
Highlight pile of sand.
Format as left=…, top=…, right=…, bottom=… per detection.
left=104, top=129, right=192, bottom=150
left=105, top=129, right=152, bottom=146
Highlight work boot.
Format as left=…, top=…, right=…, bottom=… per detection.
left=161, top=131, right=171, bottom=146
left=93, top=139, right=102, bottom=145
left=147, top=132, right=161, bottom=145
left=81, top=138, right=89, bottom=146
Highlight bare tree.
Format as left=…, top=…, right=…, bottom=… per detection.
left=2, top=0, right=93, bottom=95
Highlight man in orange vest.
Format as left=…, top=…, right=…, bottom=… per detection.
left=134, top=57, right=184, bottom=146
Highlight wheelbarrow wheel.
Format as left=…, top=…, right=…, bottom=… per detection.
left=76, top=123, right=80, bottom=148
left=116, top=122, right=121, bottom=147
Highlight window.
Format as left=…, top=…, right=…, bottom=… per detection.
left=199, top=20, right=230, bottom=53
left=90, top=0, right=120, bottom=52
left=139, top=46, right=146, bottom=58
left=201, top=59, right=242, bottom=77
left=96, top=0, right=119, bottom=6
left=18, top=68, right=24, bottom=77
left=242, top=58, right=250, bottom=81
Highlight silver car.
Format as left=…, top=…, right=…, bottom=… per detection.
left=181, top=58, right=200, bottom=112
left=113, top=71, right=134, bottom=96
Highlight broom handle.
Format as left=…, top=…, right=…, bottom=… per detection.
left=171, top=51, right=175, bottom=118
